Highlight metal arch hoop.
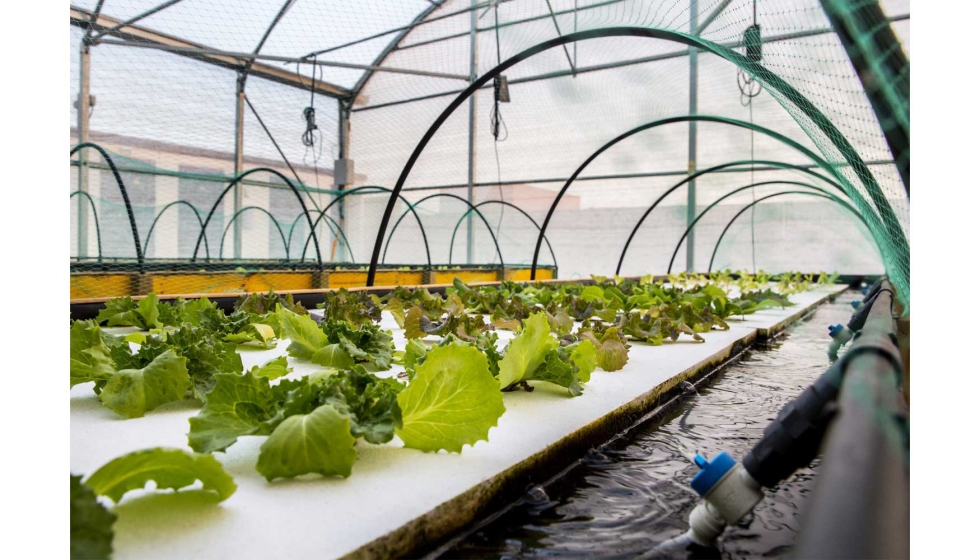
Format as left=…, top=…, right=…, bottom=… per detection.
left=299, top=186, right=431, bottom=267
left=287, top=210, right=353, bottom=263
left=447, top=200, right=558, bottom=267
left=615, top=159, right=851, bottom=275
left=381, top=192, right=504, bottom=267
left=69, top=190, right=103, bottom=262
left=664, top=181, right=869, bottom=274
left=532, top=115, right=890, bottom=280
left=71, top=142, right=144, bottom=271
left=364, top=27, right=908, bottom=292
left=218, top=206, right=289, bottom=260
left=143, top=200, right=211, bottom=260
left=192, top=167, right=322, bottom=266
left=708, top=191, right=868, bottom=272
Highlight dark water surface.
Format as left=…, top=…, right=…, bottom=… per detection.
left=432, top=292, right=856, bottom=560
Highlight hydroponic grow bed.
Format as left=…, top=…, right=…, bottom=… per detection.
left=70, top=283, right=847, bottom=559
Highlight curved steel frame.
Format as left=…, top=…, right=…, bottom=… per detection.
left=707, top=191, right=869, bottom=272
left=531, top=115, right=887, bottom=280
left=663, top=181, right=866, bottom=274
left=381, top=193, right=504, bottom=267
left=143, top=200, right=211, bottom=260
left=192, top=167, right=322, bottom=265
left=447, top=200, right=558, bottom=267
left=219, top=206, right=289, bottom=260
left=71, top=142, right=143, bottom=270
left=288, top=210, right=353, bottom=263
left=69, top=190, right=103, bottom=262
left=614, top=159, right=851, bottom=275
left=365, top=27, right=908, bottom=289
left=299, top=186, right=432, bottom=267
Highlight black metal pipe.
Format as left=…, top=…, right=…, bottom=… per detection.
left=708, top=192, right=868, bottom=272
left=380, top=192, right=504, bottom=267
left=300, top=186, right=432, bottom=268
left=191, top=167, right=322, bottom=267
left=69, top=190, right=104, bottom=263
left=614, top=160, right=848, bottom=275
left=664, top=181, right=862, bottom=274
left=364, top=26, right=907, bottom=287
left=71, top=142, right=144, bottom=272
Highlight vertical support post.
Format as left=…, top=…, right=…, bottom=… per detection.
left=336, top=101, right=351, bottom=263
left=573, top=0, right=579, bottom=67
left=233, top=77, right=245, bottom=260
left=686, top=0, right=699, bottom=272
left=466, top=0, right=479, bottom=265
left=76, top=41, right=92, bottom=259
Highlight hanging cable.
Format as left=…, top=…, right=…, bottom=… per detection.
left=488, top=1, right=507, bottom=253
left=739, top=0, right=762, bottom=272
left=296, top=58, right=328, bottom=255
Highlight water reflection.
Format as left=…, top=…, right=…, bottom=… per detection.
left=437, top=293, right=855, bottom=559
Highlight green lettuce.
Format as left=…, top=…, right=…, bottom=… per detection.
left=497, top=312, right=559, bottom=389
left=256, top=404, right=357, bottom=481
left=71, top=475, right=116, bottom=560
left=99, top=350, right=190, bottom=418
left=84, top=447, right=236, bottom=503
left=396, top=344, right=505, bottom=453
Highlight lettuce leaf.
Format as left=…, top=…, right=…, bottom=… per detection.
left=497, top=312, right=559, bottom=389
left=84, top=447, right=236, bottom=503
left=578, top=327, right=629, bottom=372
left=248, top=355, right=292, bottom=380
left=277, top=305, right=329, bottom=360
left=321, top=367, right=403, bottom=444
left=256, top=404, right=357, bottom=481
left=71, top=475, right=115, bottom=560
left=70, top=320, right=118, bottom=388
left=95, top=294, right=162, bottom=329
left=396, top=344, right=505, bottom=453
left=188, top=371, right=278, bottom=453
left=99, top=350, right=190, bottom=418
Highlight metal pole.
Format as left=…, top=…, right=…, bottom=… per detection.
left=466, top=0, right=479, bottom=265
left=233, top=78, right=245, bottom=260
left=76, top=41, right=91, bottom=259
left=686, top=0, right=698, bottom=272
left=337, top=101, right=351, bottom=262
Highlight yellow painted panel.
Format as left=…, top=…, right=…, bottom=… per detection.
left=432, top=270, right=498, bottom=284
left=329, top=270, right=425, bottom=288
left=152, top=273, right=247, bottom=295
left=505, top=268, right=554, bottom=282
left=71, top=274, right=133, bottom=299
left=243, top=272, right=313, bottom=292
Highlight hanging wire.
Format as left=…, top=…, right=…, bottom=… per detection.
left=295, top=57, right=329, bottom=257
left=740, top=0, right=762, bottom=272
left=487, top=1, right=507, bottom=251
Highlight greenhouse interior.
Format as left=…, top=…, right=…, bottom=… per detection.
left=65, top=0, right=911, bottom=558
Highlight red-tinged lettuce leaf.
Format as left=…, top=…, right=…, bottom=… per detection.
left=71, top=474, right=116, bottom=560
left=578, top=327, right=629, bottom=372
left=84, top=448, right=236, bottom=503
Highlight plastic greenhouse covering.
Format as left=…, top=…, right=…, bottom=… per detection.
left=69, top=0, right=910, bottom=307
